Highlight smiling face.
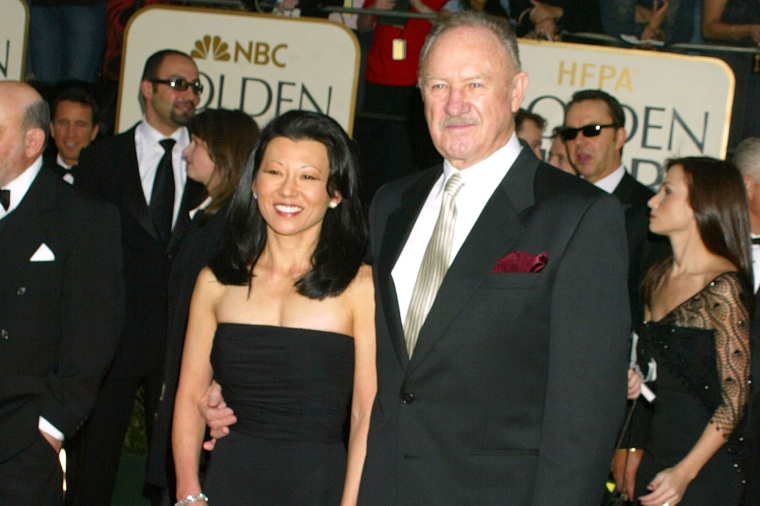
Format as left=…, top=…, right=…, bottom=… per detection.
left=50, top=100, right=98, bottom=167
left=141, top=53, right=200, bottom=135
left=253, top=137, right=341, bottom=242
left=563, top=99, right=625, bottom=183
left=183, top=135, right=218, bottom=192
left=648, top=164, right=696, bottom=238
left=419, top=25, right=527, bottom=170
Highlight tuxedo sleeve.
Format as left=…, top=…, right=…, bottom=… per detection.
left=533, top=192, right=630, bottom=505
left=39, top=198, right=125, bottom=439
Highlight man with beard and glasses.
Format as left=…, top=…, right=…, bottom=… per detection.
left=68, top=49, right=206, bottom=506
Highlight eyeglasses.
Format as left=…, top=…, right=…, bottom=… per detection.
left=559, top=123, right=618, bottom=141
left=150, top=77, right=204, bottom=95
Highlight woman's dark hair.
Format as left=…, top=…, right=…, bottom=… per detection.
left=188, top=109, right=260, bottom=215
left=643, top=157, right=753, bottom=302
left=210, top=110, right=367, bottom=300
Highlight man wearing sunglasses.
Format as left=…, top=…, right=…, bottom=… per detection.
left=70, top=49, right=206, bottom=506
left=562, top=89, right=667, bottom=323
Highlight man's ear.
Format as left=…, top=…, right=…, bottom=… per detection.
left=24, top=128, right=45, bottom=159
left=140, top=79, right=153, bottom=102
left=509, top=71, right=529, bottom=114
left=49, top=122, right=56, bottom=139
left=615, top=127, right=627, bottom=151
left=744, top=175, right=756, bottom=199
left=90, top=124, right=100, bottom=141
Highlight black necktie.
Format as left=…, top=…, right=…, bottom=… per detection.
left=150, top=139, right=176, bottom=245
left=0, top=189, right=9, bottom=211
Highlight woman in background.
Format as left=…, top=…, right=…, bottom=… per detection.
left=632, top=157, right=752, bottom=506
left=145, top=108, right=260, bottom=502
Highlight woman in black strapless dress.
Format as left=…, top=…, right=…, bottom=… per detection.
left=172, top=111, right=376, bottom=506
left=631, top=157, right=752, bottom=506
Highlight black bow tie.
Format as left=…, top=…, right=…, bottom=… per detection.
left=753, top=237, right=760, bottom=245
left=0, top=189, right=9, bottom=211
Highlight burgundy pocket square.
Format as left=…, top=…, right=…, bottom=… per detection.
left=491, top=251, right=548, bottom=274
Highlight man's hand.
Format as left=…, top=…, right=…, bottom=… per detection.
left=198, top=380, right=237, bottom=451
left=40, top=430, right=62, bottom=453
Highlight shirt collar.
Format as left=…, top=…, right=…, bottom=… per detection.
left=441, top=134, right=522, bottom=191
left=56, top=153, right=73, bottom=169
left=1, top=156, right=44, bottom=216
left=136, top=116, right=188, bottom=145
left=592, top=164, right=626, bottom=194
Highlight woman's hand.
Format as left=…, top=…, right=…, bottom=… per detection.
left=627, top=368, right=642, bottom=400
left=638, top=464, right=692, bottom=506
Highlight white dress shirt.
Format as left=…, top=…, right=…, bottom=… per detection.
left=0, top=157, right=43, bottom=221
left=135, top=119, right=190, bottom=228
left=592, top=164, right=626, bottom=194
left=751, top=235, right=760, bottom=293
left=392, top=134, right=522, bottom=324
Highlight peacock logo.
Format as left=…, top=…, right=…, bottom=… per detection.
left=190, top=36, right=231, bottom=61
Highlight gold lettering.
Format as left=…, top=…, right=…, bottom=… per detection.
left=580, top=63, right=596, bottom=88
left=254, top=42, right=270, bottom=65
left=272, top=44, right=287, bottom=68
left=234, top=42, right=253, bottom=63
left=557, top=61, right=576, bottom=86
left=615, top=68, right=633, bottom=92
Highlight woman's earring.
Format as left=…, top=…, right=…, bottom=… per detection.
left=253, top=192, right=258, bottom=200
left=329, top=201, right=338, bottom=209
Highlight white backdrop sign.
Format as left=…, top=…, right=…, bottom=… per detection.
left=118, top=5, right=360, bottom=134
left=518, top=40, right=734, bottom=187
left=0, top=0, right=28, bottom=81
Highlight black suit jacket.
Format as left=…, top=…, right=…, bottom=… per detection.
left=359, top=149, right=631, bottom=505
left=42, top=154, right=75, bottom=184
left=612, top=171, right=669, bottom=323
left=0, top=168, right=124, bottom=463
left=145, top=203, right=229, bottom=489
left=76, top=125, right=205, bottom=378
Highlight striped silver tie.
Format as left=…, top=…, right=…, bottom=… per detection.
left=404, top=172, right=464, bottom=358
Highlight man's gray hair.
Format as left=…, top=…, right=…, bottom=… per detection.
left=418, top=11, right=521, bottom=78
left=733, top=137, right=760, bottom=182
left=21, top=97, right=50, bottom=147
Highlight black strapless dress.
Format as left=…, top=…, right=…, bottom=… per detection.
left=203, top=323, right=354, bottom=505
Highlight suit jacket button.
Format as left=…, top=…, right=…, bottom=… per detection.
left=1, top=329, right=8, bottom=340
left=401, top=392, right=415, bottom=404
left=17, top=287, right=26, bottom=295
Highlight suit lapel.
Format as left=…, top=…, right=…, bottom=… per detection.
left=0, top=170, right=58, bottom=262
left=378, top=168, right=443, bottom=369
left=612, top=172, right=634, bottom=211
left=407, top=150, right=538, bottom=373
left=117, top=130, right=161, bottom=243
left=167, top=179, right=205, bottom=253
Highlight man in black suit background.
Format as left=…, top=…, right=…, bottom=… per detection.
left=0, top=81, right=123, bottom=505
left=69, top=49, right=205, bottom=505
left=561, top=89, right=668, bottom=323
left=43, top=87, right=100, bottom=185
left=732, top=137, right=760, bottom=506
left=201, top=13, right=630, bottom=504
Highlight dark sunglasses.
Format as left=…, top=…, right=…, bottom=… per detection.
left=150, top=77, right=204, bottom=95
left=559, top=123, right=618, bottom=141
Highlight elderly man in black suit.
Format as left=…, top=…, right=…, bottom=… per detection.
left=0, top=81, right=123, bottom=505
left=201, top=12, right=630, bottom=505
left=733, top=137, right=760, bottom=506
left=69, top=49, right=205, bottom=505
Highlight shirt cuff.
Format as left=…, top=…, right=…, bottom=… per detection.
left=39, top=417, right=65, bottom=441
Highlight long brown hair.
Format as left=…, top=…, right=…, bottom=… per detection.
left=643, top=157, right=753, bottom=304
left=188, top=108, right=260, bottom=215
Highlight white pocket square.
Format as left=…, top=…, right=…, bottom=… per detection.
left=30, top=243, right=55, bottom=262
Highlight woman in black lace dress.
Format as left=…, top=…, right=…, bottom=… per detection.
left=632, top=157, right=752, bottom=506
